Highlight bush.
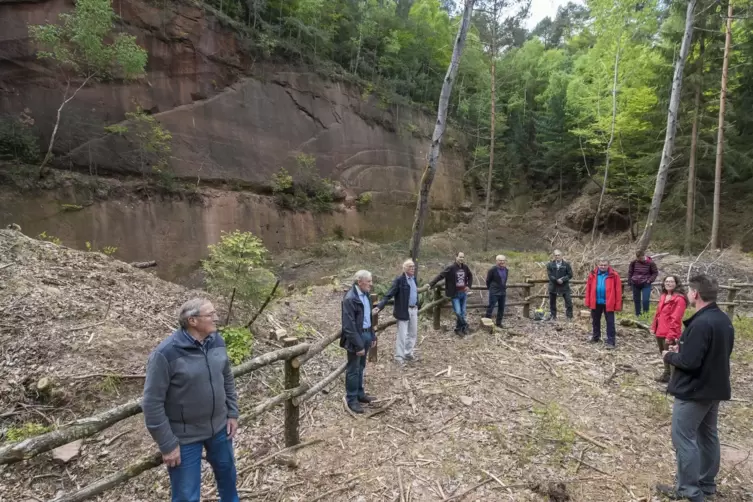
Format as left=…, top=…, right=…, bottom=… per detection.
left=355, top=192, right=373, bottom=211
left=0, top=113, right=40, bottom=163
left=220, top=325, right=254, bottom=364
left=271, top=154, right=336, bottom=213
left=38, top=231, right=61, bottom=245
left=202, top=230, right=277, bottom=313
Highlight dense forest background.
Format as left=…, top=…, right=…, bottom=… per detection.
left=214, top=0, right=753, bottom=250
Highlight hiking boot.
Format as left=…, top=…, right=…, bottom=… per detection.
left=358, top=394, right=375, bottom=404
left=655, top=484, right=705, bottom=502
left=605, top=343, right=616, bottom=350
left=348, top=402, right=364, bottom=414
left=405, top=353, right=416, bottom=361
left=588, top=337, right=601, bottom=344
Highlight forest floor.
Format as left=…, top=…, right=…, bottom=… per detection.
left=1, top=222, right=753, bottom=502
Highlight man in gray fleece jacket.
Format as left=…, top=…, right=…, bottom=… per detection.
left=143, top=298, right=240, bottom=502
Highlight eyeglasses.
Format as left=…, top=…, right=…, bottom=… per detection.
left=193, top=312, right=218, bottom=318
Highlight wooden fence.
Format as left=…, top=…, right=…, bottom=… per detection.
left=0, top=284, right=448, bottom=502
left=1, top=278, right=750, bottom=501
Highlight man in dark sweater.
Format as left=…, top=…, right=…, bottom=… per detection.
left=656, top=274, right=735, bottom=502
left=628, top=251, right=659, bottom=317
left=374, top=259, right=420, bottom=364
left=485, top=255, right=508, bottom=327
left=143, top=298, right=240, bottom=502
left=430, top=252, right=473, bottom=336
left=546, top=250, right=573, bottom=320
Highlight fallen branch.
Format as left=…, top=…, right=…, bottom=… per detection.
left=0, top=263, right=15, bottom=271
left=292, top=361, right=347, bottom=406
left=365, top=397, right=397, bottom=419
left=70, top=321, right=106, bottom=332
left=246, top=278, right=280, bottom=329
left=443, top=478, right=492, bottom=501
left=237, top=439, right=322, bottom=477
left=307, top=476, right=361, bottom=502
left=68, top=373, right=145, bottom=380
left=502, top=386, right=546, bottom=405
left=618, top=318, right=651, bottom=332
left=574, top=430, right=609, bottom=450
left=129, top=261, right=157, bottom=269
left=500, top=371, right=531, bottom=383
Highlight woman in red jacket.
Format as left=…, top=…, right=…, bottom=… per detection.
left=650, top=275, right=688, bottom=382
left=584, top=258, right=623, bottom=349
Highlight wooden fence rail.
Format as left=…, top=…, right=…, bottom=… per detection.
left=6, top=275, right=749, bottom=502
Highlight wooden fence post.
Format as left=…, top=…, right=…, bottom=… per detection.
left=522, top=277, right=532, bottom=319
left=283, top=337, right=300, bottom=447
left=433, top=287, right=442, bottom=330
left=368, top=293, right=379, bottom=362
left=727, top=279, right=739, bottom=318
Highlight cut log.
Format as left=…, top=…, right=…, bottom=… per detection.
left=129, top=261, right=157, bottom=269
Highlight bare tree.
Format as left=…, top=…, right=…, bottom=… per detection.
left=483, top=0, right=500, bottom=252
left=710, top=2, right=733, bottom=250
left=636, top=0, right=697, bottom=253
left=409, top=0, right=476, bottom=263
left=684, top=31, right=705, bottom=255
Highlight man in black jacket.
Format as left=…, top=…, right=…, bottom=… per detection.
left=341, top=270, right=378, bottom=413
left=374, top=259, right=419, bottom=365
left=485, top=255, right=508, bottom=327
left=656, top=274, right=734, bottom=502
left=429, top=252, right=473, bottom=336
left=546, top=250, right=573, bottom=320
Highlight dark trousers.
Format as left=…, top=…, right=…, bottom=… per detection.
left=672, top=399, right=721, bottom=501
left=345, top=330, right=373, bottom=405
left=632, top=284, right=652, bottom=316
left=656, top=336, right=674, bottom=377
left=591, top=304, right=616, bottom=345
left=485, top=293, right=506, bottom=325
left=549, top=291, right=573, bottom=319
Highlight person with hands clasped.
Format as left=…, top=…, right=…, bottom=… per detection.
left=650, top=275, right=688, bottom=383
left=143, top=298, right=240, bottom=502
left=374, top=260, right=419, bottom=365
left=655, top=274, right=734, bottom=502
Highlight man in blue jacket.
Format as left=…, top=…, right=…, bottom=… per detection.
left=375, top=259, right=419, bottom=365
left=341, top=270, right=377, bottom=413
left=143, top=298, right=240, bottom=502
left=656, top=275, right=735, bottom=502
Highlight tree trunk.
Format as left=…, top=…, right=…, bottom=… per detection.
left=636, top=0, right=697, bottom=254
left=684, top=32, right=704, bottom=255
left=711, top=2, right=732, bottom=250
left=590, top=41, right=622, bottom=243
left=483, top=1, right=498, bottom=252
left=408, top=0, right=476, bottom=264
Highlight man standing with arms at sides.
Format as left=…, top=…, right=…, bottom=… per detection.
left=656, top=275, right=734, bottom=502
left=547, top=250, right=573, bottom=321
left=430, top=252, right=473, bottom=336
left=143, top=298, right=240, bottom=502
left=374, top=260, right=419, bottom=366
left=584, top=258, right=623, bottom=349
left=628, top=250, right=659, bottom=317
left=485, top=255, right=508, bottom=328
left=341, top=270, right=377, bottom=414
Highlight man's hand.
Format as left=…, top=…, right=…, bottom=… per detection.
left=669, top=343, right=679, bottom=353
left=661, top=350, right=670, bottom=360
left=227, top=418, right=238, bottom=440
left=163, top=446, right=181, bottom=468
left=557, top=278, right=563, bottom=284
left=372, top=307, right=380, bottom=315
left=356, top=349, right=365, bottom=356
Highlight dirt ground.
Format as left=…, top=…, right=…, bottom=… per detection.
left=2, top=227, right=753, bottom=502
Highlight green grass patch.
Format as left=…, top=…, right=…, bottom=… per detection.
left=4, top=422, right=51, bottom=442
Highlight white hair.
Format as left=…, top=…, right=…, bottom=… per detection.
left=496, top=255, right=506, bottom=261
left=178, top=298, right=211, bottom=328
left=354, top=270, right=372, bottom=282
left=553, top=249, right=562, bottom=256
left=402, top=259, right=415, bottom=270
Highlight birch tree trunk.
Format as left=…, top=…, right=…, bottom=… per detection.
left=408, top=0, right=476, bottom=263
left=710, top=2, right=732, bottom=250
left=684, top=32, right=704, bottom=255
left=483, top=1, right=498, bottom=252
left=636, top=0, right=697, bottom=254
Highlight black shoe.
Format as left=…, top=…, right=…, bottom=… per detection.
left=655, top=484, right=705, bottom=502
left=348, top=402, right=365, bottom=414
left=588, top=337, right=600, bottom=343
left=358, top=395, right=375, bottom=404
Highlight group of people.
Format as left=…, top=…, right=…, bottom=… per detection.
left=137, top=250, right=735, bottom=502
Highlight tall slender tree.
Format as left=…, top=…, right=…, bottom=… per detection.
left=483, top=0, right=500, bottom=252
left=409, top=0, right=476, bottom=264
left=684, top=31, right=704, bottom=254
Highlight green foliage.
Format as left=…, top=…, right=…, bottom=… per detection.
left=28, top=0, right=147, bottom=80
left=84, top=241, right=117, bottom=255
left=37, top=231, right=62, bottom=245
left=271, top=154, right=336, bottom=212
left=220, top=325, right=254, bottom=364
left=355, top=192, right=373, bottom=211
left=734, top=317, right=753, bottom=342
left=333, top=225, right=345, bottom=239
left=202, top=230, right=277, bottom=311
left=61, top=204, right=84, bottom=212
left=0, top=112, right=40, bottom=163
left=99, top=374, right=121, bottom=395
left=107, top=107, right=173, bottom=177
left=5, top=422, right=52, bottom=442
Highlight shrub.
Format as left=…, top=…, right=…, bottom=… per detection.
left=5, top=422, right=51, bottom=441
left=355, top=192, right=373, bottom=211
left=333, top=225, right=345, bottom=239
left=38, top=231, right=62, bottom=245
left=271, top=154, right=336, bottom=213
left=220, top=325, right=254, bottom=364
left=202, top=230, right=277, bottom=312
left=0, top=113, right=40, bottom=163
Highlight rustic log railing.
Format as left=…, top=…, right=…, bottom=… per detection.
left=3, top=276, right=749, bottom=501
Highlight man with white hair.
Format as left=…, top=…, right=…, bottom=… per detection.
left=143, top=298, right=240, bottom=502
left=341, top=270, right=377, bottom=413
left=374, top=259, right=419, bottom=365
left=485, top=255, right=509, bottom=327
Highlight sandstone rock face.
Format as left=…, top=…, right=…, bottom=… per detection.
left=0, top=0, right=468, bottom=279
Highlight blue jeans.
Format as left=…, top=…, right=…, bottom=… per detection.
left=345, top=330, right=373, bottom=405
left=632, top=284, right=651, bottom=316
left=452, top=292, right=468, bottom=331
left=167, top=428, right=239, bottom=502
left=672, top=399, right=720, bottom=501
left=485, top=293, right=506, bottom=325
left=591, top=304, right=616, bottom=346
